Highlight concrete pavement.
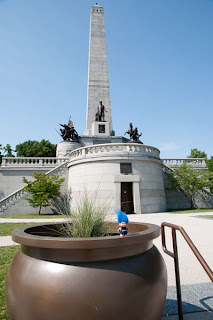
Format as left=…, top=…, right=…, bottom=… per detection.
left=129, top=212, right=213, bottom=318
left=162, top=311, right=213, bottom=319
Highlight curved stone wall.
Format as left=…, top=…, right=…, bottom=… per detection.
left=68, top=143, right=166, bottom=214
left=56, top=141, right=82, bottom=158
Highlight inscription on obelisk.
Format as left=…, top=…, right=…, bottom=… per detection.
left=84, top=5, right=113, bottom=136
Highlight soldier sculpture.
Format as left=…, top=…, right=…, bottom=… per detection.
left=59, top=119, right=79, bottom=141
left=124, top=122, right=143, bottom=143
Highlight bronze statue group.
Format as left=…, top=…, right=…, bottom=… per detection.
left=124, top=122, right=143, bottom=143
left=59, top=119, right=79, bottom=141
left=59, top=102, right=142, bottom=144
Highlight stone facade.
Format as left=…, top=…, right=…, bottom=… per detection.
left=67, top=144, right=167, bottom=214
left=0, top=155, right=209, bottom=215
left=0, top=159, right=69, bottom=214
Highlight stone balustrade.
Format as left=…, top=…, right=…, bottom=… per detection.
left=1, top=157, right=68, bottom=168
left=69, top=143, right=160, bottom=161
left=1, top=154, right=207, bottom=169
left=162, top=158, right=206, bottom=168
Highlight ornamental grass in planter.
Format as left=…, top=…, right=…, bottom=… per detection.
left=58, top=192, right=111, bottom=238
left=5, top=193, right=167, bottom=320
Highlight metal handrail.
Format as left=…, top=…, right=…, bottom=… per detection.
left=161, top=222, right=213, bottom=320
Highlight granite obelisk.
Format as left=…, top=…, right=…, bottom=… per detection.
left=84, top=5, right=113, bottom=136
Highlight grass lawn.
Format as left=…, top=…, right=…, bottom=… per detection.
left=0, top=246, right=20, bottom=320
left=168, top=208, right=213, bottom=214
left=0, top=220, right=60, bottom=319
left=0, top=220, right=67, bottom=319
left=0, top=223, right=51, bottom=236
left=0, top=214, right=64, bottom=219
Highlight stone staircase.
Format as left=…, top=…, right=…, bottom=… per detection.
left=0, top=160, right=69, bottom=214
left=162, top=163, right=213, bottom=208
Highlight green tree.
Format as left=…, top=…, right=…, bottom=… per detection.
left=206, top=157, right=213, bottom=192
left=167, top=163, right=213, bottom=208
left=187, top=148, right=207, bottom=160
left=16, top=140, right=57, bottom=157
left=23, top=172, right=65, bottom=214
left=206, top=156, right=213, bottom=172
left=3, top=144, right=15, bottom=157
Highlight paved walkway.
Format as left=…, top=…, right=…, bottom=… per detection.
left=1, top=212, right=213, bottom=319
left=129, top=212, right=213, bottom=319
left=162, top=311, right=213, bottom=319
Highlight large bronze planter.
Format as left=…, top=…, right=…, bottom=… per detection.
left=6, top=222, right=167, bottom=320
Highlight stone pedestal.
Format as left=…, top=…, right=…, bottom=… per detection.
left=56, top=141, right=81, bottom=158
left=92, top=121, right=110, bottom=136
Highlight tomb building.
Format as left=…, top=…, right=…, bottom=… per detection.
left=0, top=5, right=209, bottom=215
left=64, top=5, right=167, bottom=214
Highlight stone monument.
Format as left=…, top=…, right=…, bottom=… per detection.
left=84, top=5, right=113, bottom=136
left=67, top=5, right=167, bottom=214
left=0, top=4, right=170, bottom=216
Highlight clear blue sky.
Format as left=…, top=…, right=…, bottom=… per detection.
left=0, top=0, right=212, bottom=158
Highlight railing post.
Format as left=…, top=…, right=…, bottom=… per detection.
left=172, top=229, right=183, bottom=320
left=82, top=149, right=86, bottom=157
left=162, top=222, right=213, bottom=320
left=1, top=158, right=6, bottom=167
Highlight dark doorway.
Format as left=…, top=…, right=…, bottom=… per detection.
left=121, top=182, right=134, bottom=214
